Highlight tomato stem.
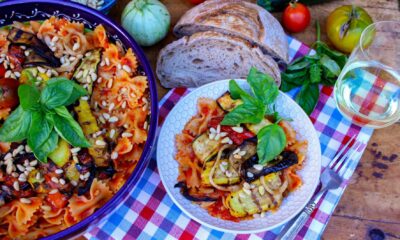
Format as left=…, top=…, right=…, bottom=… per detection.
left=316, top=21, right=321, bottom=42
left=289, top=0, right=298, bottom=8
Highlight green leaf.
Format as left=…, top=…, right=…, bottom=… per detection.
left=281, top=70, right=307, bottom=85
left=32, top=130, right=58, bottom=163
left=64, top=82, right=88, bottom=106
left=28, top=111, right=56, bottom=162
left=0, top=106, right=32, bottom=142
left=280, top=79, right=299, bottom=92
left=221, top=98, right=265, bottom=126
left=52, top=106, right=91, bottom=147
left=18, top=84, right=40, bottom=111
left=41, top=78, right=74, bottom=109
left=309, top=63, right=322, bottom=83
left=315, top=42, right=348, bottom=68
left=295, top=83, right=320, bottom=115
left=229, top=80, right=251, bottom=100
left=247, top=67, right=279, bottom=105
left=320, top=54, right=341, bottom=77
left=256, top=0, right=272, bottom=11
left=257, top=124, right=287, bottom=164
left=287, top=59, right=310, bottom=71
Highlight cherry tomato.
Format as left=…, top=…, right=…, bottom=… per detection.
left=0, top=78, right=19, bottom=109
left=0, top=64, right=5, bottom=78
left=7, top=45, right=25, bottom=72
left=46, top=191, right=68, bottom=209
left=282, top=1, right=311, bottom=33
left=187, top=0, right=205, bottom=4
left=208, top=117, right=255, bottom=145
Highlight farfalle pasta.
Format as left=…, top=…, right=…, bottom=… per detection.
left=0, top=17, right=150, bottom=239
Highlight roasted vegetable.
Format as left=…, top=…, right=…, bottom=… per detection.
left=48, top=139, right=71, bottom=167
left=192, top=132, right=222, bottom=163
left=244, top=117, right=272, bottom=134
left=242, top=151, right=298, bottom=182
left=72, top=49, right=101, bottom=94
left=174, top=182, right=217, bottom=202
left=74, top=99, right=109, bottom=166
left=201, top=160, right=240, bottom=186
left=217, top=92, right=243, bottom=112
left=7, top=28, right=60, bottom=67
left=19, top=68, right=38, bottom=84
left=225, top=173, right=279, bottom=217
left=66, top=163, right=80, bottom=182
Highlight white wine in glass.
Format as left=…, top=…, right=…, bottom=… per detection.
left=334, top=21, right=400, bottom=128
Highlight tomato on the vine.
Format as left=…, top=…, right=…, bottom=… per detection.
left=282, top=1, right=311, bottom=33
left=186, top=0, right=205, bottom=4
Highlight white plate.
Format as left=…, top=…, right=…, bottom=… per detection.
left=157, top=79, right=321, bottom=234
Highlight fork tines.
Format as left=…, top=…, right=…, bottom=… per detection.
left=329, top=135, right=366, bottom=174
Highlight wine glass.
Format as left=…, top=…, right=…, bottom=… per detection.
left=334, top=21, right=400, bottom=128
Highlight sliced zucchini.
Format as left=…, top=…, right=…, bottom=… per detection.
left=245, top=118, right=273, bottom=134
left=74, top=99, right=109, bottom=166
left=48, top=139, right=71, bottom=167
left=225, top=173, right=279, bottom=217
left=73, top=49, right=101, bottom=94
left=192, top=132, right=222, bottom=163
left=217, top=92, right=243, bottom=112
left=201, top=160, right=240, bottom=186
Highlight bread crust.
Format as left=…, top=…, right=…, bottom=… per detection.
left=174, top=0, right=288, bottom=66
left=156, top=31, right=281, bottom=88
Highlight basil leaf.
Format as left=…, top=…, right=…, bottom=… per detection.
left=309, top=63, right=322, bottom=83
left=229, top=80, right=251, bottom=99
left=31, top=130, right=58, bottom=163
left=257, top=124, right=287, bottom=164
left=41, top=78, right=74, bottom=109
left=18, top=84, right=40, bottom=111
left=247, top=67, right=279, bottom=105
left=64, top=83, right=88, bottom=106
left=52, top=106, right=91, bottom=147
left=0, top=106, right=32, bottom=142
left=287, top=60, right=310, bottom=71
left=280, top=79, right=299, bottom=92
left=316, top=42, right=348, bottom=68
left=295, top=83, right=320, bottom=115
left=221, top=98, right=265, bottom=126
left=28, top=111, right=56, bottom=162
left=281, top=70, right=307, bottom=85
left=320, top=54, right=341, bottom=77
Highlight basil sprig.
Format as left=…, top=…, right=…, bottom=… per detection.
left=281, top=21, right=348, bottom=115
left=221, top=67, right=287, bottom=165
left=0, top=77, right=91, bottom=162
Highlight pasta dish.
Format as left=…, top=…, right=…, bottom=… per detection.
left=174, top=68, right=307, bottom=221
left=0, top=17, right=149, bottom=239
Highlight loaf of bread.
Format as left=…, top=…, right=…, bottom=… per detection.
left=173, top=0, right=288, bottom=66
left=156, top=31, right=281, bottom=88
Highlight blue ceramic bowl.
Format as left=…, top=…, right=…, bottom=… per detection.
left=99, top=0, right=117, bottom=14
left=0, top=0, right=158, bottom=239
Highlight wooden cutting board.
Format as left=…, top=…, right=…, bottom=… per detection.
left=107, top=1, right=400, bottom=239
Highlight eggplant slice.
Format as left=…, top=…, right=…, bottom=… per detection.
left=242, top=151, right=298, bottom=182
left=174, top=182, right=217, bottom=202
left=7, top=28, right=61, bottom=68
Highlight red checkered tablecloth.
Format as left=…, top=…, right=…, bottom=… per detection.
left=84, top=36, right=374, bottom=240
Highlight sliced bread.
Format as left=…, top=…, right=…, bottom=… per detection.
left=173, top=0, right=288, bottom=66
left=156, top=31, right=281, bottom=88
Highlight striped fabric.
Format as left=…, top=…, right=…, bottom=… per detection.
left=84, top=36, right=374, bottom=240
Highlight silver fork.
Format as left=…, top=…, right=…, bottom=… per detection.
left=276, top=135, right=366, bottom=240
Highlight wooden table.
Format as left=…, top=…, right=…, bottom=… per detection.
left=108, top=1, right=400, bottom=239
